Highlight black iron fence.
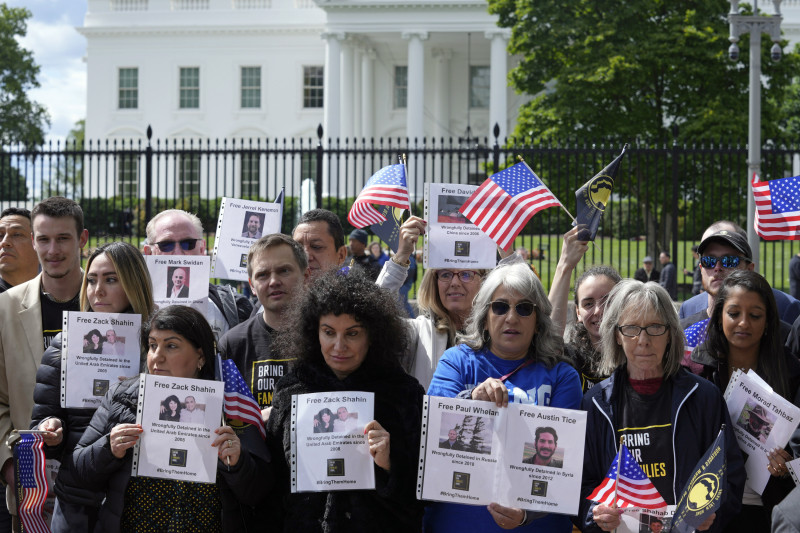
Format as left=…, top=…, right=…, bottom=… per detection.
left=2, top=125, right=800, bottom=297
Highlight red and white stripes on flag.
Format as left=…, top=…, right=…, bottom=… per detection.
left=219, top=356, right=266, bottom=439
left=16, top=433, right=51, bottom=533
left=587, top=444, right=667, bottom=510
left=459, top=162, right=562, bottom=251
left=752, top=172, right=800, bottom=240
left=347, top=164, right=411, bottom=228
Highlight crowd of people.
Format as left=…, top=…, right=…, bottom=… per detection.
left=0, top=196, right=796, bottom=532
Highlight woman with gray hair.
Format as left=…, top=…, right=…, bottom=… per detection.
left=426, top=262, right=582, bottom=532
left=579, top=280, right=744, bottom=533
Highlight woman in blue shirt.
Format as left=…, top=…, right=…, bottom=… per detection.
left=427, top=262, right=582, bottom=532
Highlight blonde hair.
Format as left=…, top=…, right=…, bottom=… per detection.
left=417, top=268, right=487, bottom=344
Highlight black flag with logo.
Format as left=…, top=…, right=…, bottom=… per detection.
left=574, top=144, right=627, bottom=241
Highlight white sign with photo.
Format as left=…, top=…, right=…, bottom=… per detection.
left=417, top=396, right=586, bottom=515
left=423, top=183, right=497, bottom=269
left=131, top=374, right=224, bottom=484
left=617, top=505, right=676, bottom=533
left=211, top=197, right=282, bottom=281
left=146, top=256, right=210, bottom=316
left=291, top=391, right=376, bottom=493
left=61, top=311, right=141, bottom=408
left=723, top=369, right=800, bottom=494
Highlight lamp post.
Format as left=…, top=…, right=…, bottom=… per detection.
left=727, top=0, right=782, bottom=268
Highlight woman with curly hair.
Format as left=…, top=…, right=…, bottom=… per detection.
left=267, top=268, right=425, bottom=532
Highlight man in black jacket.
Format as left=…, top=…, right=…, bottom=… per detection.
left=143, top=209, right=252, bottom=340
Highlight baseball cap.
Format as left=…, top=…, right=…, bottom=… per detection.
left=697, top=230, right=752, bottom=262
left=349, top=229, right=368, bottom=245
left=643, top=256, right=653, bottom=263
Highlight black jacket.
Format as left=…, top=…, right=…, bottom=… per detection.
left=266, top=359, right=425, bottom=533
left=72, top=378, right=272, bottom=533
left=208, top=283, right=252, bottom=329
left=30, top=333, right=104, bottom=508
left=579, top=366, right=745, bottom=533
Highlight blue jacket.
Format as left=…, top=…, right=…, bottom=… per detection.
left=579, top=366, right=745, bottom=533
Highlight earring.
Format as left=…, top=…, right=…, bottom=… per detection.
left=483, top=330, right=490, bottom=343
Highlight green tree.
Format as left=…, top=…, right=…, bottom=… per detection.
left=45, top=119, right=84, bottom=198
left=0, top=3, right=49, bottom=147
left=487, top=1, right=800, bottom=255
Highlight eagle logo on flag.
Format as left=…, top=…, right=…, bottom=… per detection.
left=587, top=176, right=614, bottom=210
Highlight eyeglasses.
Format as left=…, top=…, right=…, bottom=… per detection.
left=490, top=301, right=536, bottom=317
left=617, top=324, right=669, bottom=337
left=700, top=255, right=743, bottom=269
left=154, top=239, right=199, bottom=253
left=437, top=270, right=479, bottom=283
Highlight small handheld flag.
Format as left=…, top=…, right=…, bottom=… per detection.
left=15, top=433, right=51, bottom=533
left=752, top=173, right=800, bottom=240
left=370, top=206, right=405, bottom=254
left=217, top=355, right=266, bottom=439
left=274, top=187, right=285, bottom=226
left=670, top=426, right=727, bottom=533
left=587, top=443, right=667, bottom=509
left=574, top=145, right=627, bottom=241
left=347, top=164, right=411, bottom=228
left=459, top=162, right=562, bottom=251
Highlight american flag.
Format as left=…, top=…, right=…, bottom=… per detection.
left=586, top=444, right=667, bottom=510
left=219, top=356, right=266, bottom=439
left=459, top=162, right=562, bottom=251
left=16, top=433, right=51, bottom=533
left=752, top=173, right=800, bottom=240
left=347, top=164, right=411, bottom=228
left=683, top=318, right=709, bottom=372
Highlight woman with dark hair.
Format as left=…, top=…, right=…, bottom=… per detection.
left=159, top=394, right=182, bottom=422
left=31, top=241, right=156, bottom=533
left=267, top=268, right=425, bottom=532
left=83, top=329, right=104, bottom=354
left=580, top=280, right=744, bottom=532
left=313, top=407, right=334, bottom=433
left=693, top=270, right=800, bottom=531
left=72, top=306, right=272, bottom=532
left=426, top=262, right=582, bottom=532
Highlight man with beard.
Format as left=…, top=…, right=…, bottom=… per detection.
left=242, top=213, right=262, bottom=239
left=523, top=427, right=562, bottom=468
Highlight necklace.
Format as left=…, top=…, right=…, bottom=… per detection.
left=42, top=289, right=77, bottom=304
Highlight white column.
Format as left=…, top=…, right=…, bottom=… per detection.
left=486, top=29, right=510, bottom=143
left=322, top=31, right=345, bottom=143
left=361, top=48, right=375, bottom=140
left=431, top=48, right=452, bottom=141
left=402, top=30, right=428, bottom=145
left=340, top=40, right=355, bottom=140
left=353, top=46, right=362, bottom=140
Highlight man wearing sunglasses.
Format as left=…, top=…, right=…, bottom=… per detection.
left=143, top=209, right=253, bottom=340
left=678, top=222, right=800, bottom=325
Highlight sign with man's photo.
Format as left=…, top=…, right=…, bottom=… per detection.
left=61, top=311, right=141, bottom=408
left=146, top=256, right=210, bottom=315
left=290, top=391, right=375, bottom=493
left=417, top=396, right=586, bottom=514
left=211, top=197, right=282, bottom=281
left=131, top=374, right=224, bottom=484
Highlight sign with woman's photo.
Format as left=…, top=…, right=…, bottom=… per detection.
left=724, top=369, right=800, bottom=494
left=60, top=311, right=141, bottom=408
left=417, top=396, right=586, bottom=514
left=211, top=197, right=282, bottom=281
left=131, top=374, right=224, bottom=484
left=423, top=183, right=496, bottom=269
left=290, top=391, right=375, bottom=493
left=146, top=256, right=210, bottom=315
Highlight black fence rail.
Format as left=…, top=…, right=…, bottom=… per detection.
left=2, top=125, right=799, bottom=298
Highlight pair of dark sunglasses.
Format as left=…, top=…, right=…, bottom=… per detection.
left=490, top=301, right=535, bottom=317
left=700, top=254, right=743, bottom=269
left=154, top=238, right=199, bottom=253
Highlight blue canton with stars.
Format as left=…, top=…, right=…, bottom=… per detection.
left=366, top=163, right=407, bottom=188
left=769, top=176, right=800, bottom=214
left=684, top=318, right=710, bottom=349
left=609, top=445, right=650, bottom=481
left=492, top=163, right=543, bottom=196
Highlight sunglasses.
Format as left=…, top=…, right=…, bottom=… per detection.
left=154, top=238, right=200, bottom=253
left=490, top=301, right=535, bottom=317
left=700, top=255, right=743, bottom=269
left=437, top=270, right=479, bottom=283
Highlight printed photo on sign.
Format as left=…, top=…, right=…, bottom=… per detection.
left=241, top=211, right=264, bottom=240
left=158, top=394, right=207, bottom=425
left=292, top=391, right=376, bottom=493
left=132, top=374, right=224, bottom=484
left=521, top=426, right=564, bottom=468
left=438, top=412, right=493, bottom=455
left=617, top=506, right=676, bottom=533
left=423, top=183, right=497, bottom=269
left=211, top=197, right=282, bottom=281
left=736, top=401, right=774, bottom=443
left=167, top=266, right=191, bottom=299
left=146, top=256, right=210, bottom=316
left=61, top=311, right=142, bottom=409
